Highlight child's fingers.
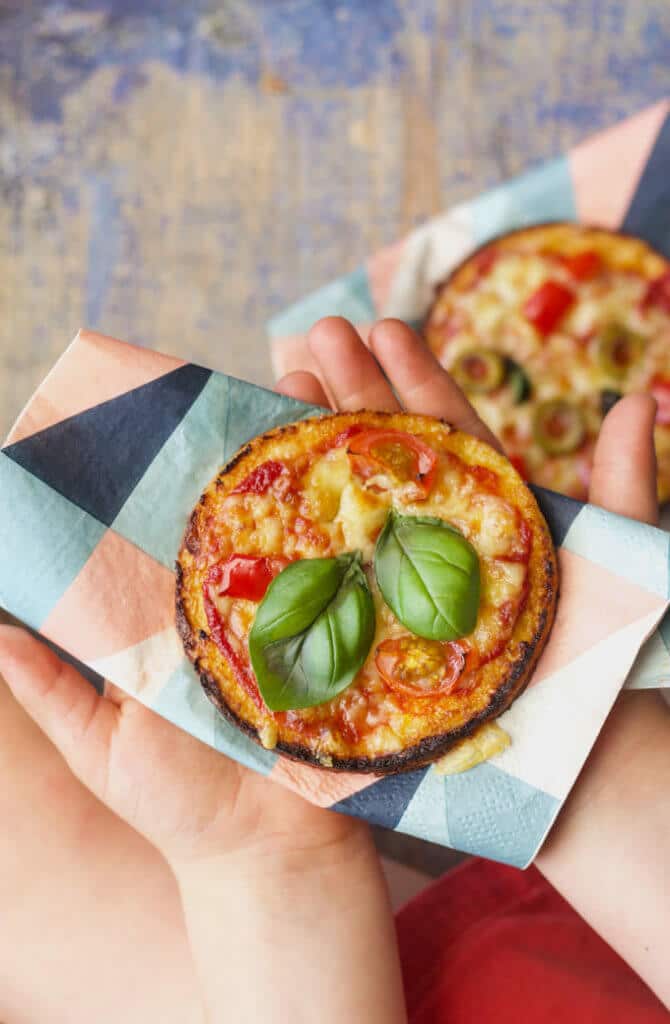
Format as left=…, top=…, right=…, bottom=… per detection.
left=276, top=371, right=330, bottom=409
left=104, top=681, right=131, bottom=706
left=369, top=319, right=503, bottom=451
left=308, top=317, right=401, bottom=412
left=589, top=393, right=659, bottom=526
left=0, top=626, right=119, bottom=797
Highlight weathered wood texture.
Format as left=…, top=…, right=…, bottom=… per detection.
left=1, top=0, right=669, bottom=440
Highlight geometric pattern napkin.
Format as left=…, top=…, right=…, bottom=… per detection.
left=0, top=330, right=667, bottom=866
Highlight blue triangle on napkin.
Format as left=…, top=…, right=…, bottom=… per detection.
left=622, top=110, right=670, bottom=258
left=4, top=365, right=211, bottom=526
left=332, top=767, right=429, bottom=829
left=531, top=486, right=582, bottom=546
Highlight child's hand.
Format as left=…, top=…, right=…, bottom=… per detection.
left=0, top=317, right=502, bottom=870
left=0, top=625, right=366, bottom=866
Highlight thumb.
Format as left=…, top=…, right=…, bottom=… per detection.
left=589, top=393, right=659, bottom=526
left=0, top=625, right=120, bottom=798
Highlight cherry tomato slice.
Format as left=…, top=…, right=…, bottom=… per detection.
left=347, top=429, right=437, bottom=497
left=650, top=376, right=670, bottom=426
left=332, top=424, right=366, bottom=447
left=641, top=270, right=670, bottom=315
left=561, top=250, right=603, bottom=281
left=523, top=281, right=575, bottom=336
left=375, top=636, right=467, bottom=697
left=214, top=554, right=288, bottom=602
left=232, top=460, right=287, bottom=495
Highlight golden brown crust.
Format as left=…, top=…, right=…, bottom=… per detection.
left=176, top=411, right=558, bottom=774
left=437, top=222, right=668, bottom=296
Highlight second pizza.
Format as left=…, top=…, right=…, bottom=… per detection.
left=424, top=223, right=670, bottom=501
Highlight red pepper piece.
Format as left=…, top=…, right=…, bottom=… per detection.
left=232, top=460, right=287, bottom=495
left=641, top=270, right=670, bottom=315
left=217, top=554, right=288, bottom=602
left=523, top=281, right=575, bottom=336
left=561, top=250, right=603, bottom=281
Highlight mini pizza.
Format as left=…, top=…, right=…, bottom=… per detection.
left=423, top=224, right=670, bottom=502
left=176, top=412, right=557, bottom=774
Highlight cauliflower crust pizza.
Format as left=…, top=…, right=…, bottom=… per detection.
left=176, top=412, right=557, bottom=774
left=423, top=224, right=670, bottom=502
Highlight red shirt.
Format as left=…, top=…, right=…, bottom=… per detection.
left=396, top=858, right=669, bottom=1022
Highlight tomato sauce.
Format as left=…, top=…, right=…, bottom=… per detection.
left=293, top=515, right=330, bottom=549
left=202, top=566, right=264, bottom=710
left=468, top=463, right=502, bottom=493
left=201, top=426, right=534, bottom=743
left=505, top=514, right=532, bottom=563
left=333, top=704, right=361, bottom=745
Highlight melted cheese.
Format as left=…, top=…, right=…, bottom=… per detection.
left=304, top=448, right=351, bottom=521
left=258, top=718, right=278, bottom=750
left=255, top=515, right=284, bottom=553
left=485, top=253, right=550, bottom=304
left=296, top=445, right=528, bottom=735
left=335, top=479, right=388, bottom=560
left=305, top=450, right=391, bottom=558
left=468, top=494, right=522, bottom=558
left=484, top=559, right=527, bottom=606
left=433, top=722, right=511, bottom=775
left=182, top=413, right=544, bottom=765
left=220, top=444, right=529, bottom=687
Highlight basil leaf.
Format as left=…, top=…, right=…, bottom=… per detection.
left=249, top=553, right=375, bottom=711
left=374, top=510, right=480, bottom=641
left=250, top=556, right=346, bottom=646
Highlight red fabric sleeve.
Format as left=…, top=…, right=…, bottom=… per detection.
left=396, top=857, right=669, bottom=1023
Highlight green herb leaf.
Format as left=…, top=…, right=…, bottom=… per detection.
left=505, top=357, right=532, bottom=403
left=374, top=510, right=480, bottom=641
left=249, top=553, right=375, bottom=711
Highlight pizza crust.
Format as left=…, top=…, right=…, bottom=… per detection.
left=443, top=224, right=668, bottom=293
left=176, top=412, right=557, bottom=775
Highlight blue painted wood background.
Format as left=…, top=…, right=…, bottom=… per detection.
left=1, top=0, right=670, bottom=438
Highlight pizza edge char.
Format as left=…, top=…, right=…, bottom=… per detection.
left=176, top=411, right=558, bottom=775
left=428, top=222, right=668, bottom=299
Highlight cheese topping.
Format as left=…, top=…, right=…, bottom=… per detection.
left=433, top=722, right=511, bottom=775
left=190, top=425, right=534, bottom=762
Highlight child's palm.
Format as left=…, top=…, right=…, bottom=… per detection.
left=0, top=633, right=358, bottom=864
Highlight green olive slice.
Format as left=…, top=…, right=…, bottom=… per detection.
left=597, top=323, right=644, bottom=378
left=453, top=349, right=505, bottom=394
left=600, top=389, right=623, bottom=416
left=533, top=399, right=586, bottom=455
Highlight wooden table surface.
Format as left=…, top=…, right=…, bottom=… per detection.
left=2, top=1, right=670, bottom=439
